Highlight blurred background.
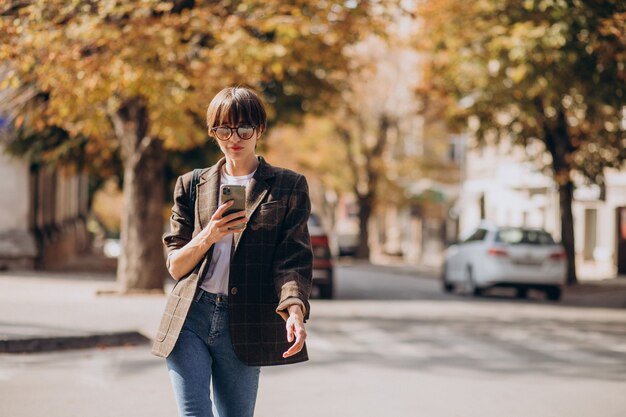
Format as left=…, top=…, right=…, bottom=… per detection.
left=0, top=0, right=624, bottom=286
left=0, top=1, right=625, bottom=416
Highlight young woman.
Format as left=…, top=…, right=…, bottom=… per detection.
left=151, top=86, right=313, bottom=417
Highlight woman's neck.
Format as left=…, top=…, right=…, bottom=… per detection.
left=223, top=155, right=259, bottom=176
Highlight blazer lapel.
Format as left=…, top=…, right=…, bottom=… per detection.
left=196, top=157, right=225, bottom=232
left=233, top=156, right=275, bottom=252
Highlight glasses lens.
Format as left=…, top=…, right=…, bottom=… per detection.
left=237, top=126, right=254, bottom=139
left=215, top=127, right=231, bottom=140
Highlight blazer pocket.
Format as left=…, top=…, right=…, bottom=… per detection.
left=259, top=201, right=284, bottom=210
left=155, top=293, right=181, bottom=342
left=255, top=201, right=286, bottom=228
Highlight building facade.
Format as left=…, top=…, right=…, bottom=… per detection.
left=454, top=140, right=626, bottom=279
left=0, top=145, right=90, bottom=270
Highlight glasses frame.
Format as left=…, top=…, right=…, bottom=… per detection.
left=210, top=124, right=257, bottom=141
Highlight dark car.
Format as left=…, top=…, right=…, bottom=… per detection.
left=308, top=213, right=334, bottom=299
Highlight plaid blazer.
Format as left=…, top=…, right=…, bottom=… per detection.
left=151, top=156, right=313, bottom=366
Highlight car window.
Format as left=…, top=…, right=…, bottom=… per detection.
left=495, top=229, right=555, bottom=245
left=462, top=228, right=487, bottom=243
left=308, top=213, right=322, bottom=228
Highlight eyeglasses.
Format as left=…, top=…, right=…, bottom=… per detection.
left=210, top=125, right=256, bottom=141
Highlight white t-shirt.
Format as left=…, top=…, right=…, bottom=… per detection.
left=199, top=167, right=256, bottom=294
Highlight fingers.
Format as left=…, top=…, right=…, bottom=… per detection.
left=213, top=199, right=234, bottom=218
left=208, top=216, right=246, bottom=241
left=212, top=201, right=247, bottom=224
left=283, top=320, right=307, bottom=358
left=221, top=210, right=247, bottom=224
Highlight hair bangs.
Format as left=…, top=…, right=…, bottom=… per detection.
left=207, top=87, right=267, bottom=133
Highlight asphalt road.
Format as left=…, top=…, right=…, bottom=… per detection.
left=1, top=264, right=625, bottom=417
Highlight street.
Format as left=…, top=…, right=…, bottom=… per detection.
left=3, top=3, right=625, bottom=417
left=1, top=264, right=626, bottom=417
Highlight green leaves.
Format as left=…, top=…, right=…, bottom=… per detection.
left=419, top=0, right=625, bottom=180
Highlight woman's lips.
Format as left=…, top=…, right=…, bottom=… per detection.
left=231, top=146, right=243, bottom=151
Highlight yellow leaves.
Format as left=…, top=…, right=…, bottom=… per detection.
left=0, top=71, right=21, bottom=89
left=506, top=65, right=528, bottom=84
left=487, top=59, right=500, bottom=76
left=272, top=44, right=288, bottom=58
left=275, top=24, right=301, bottom=41
left=122, top=66, right=139, bottom=85
left=545, top=22, right=568, bottom=48
left=153, top=2, right=174, bottom=13
left=174, top=73, right=190, bottom=90
left=522, top=0, right=535, bottom=11
left=161, top=27, right=176, bottom=46
left=3, top=0, right=394, bottom=154
left=14, top=115, right=24, bottom=129
left=271, top=62, right=284, bottom=79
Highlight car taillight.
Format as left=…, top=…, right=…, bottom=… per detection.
left=488, top=248, right=509, bottom=257
left=311, top=235, right=329, bottom=247
left=311, top=235, right=331, bottom=258
left=549, top=251, right=566, bottom=260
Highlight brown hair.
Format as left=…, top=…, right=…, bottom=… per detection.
left=206, top=86, right=267, bottom=138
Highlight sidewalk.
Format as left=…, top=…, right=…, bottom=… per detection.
left=0, top=270, right=170, bottom=353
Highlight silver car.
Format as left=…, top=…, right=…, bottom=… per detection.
left=442, top=224, right=566, bottom=300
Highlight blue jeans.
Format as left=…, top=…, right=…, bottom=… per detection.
left=166, top=290, right=261, bottom=417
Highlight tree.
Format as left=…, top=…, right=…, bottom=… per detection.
left=266, top=33, right=428, bottom=259
left=0, top=0, right=395, bottom=292
left=418, top=0, right=625, bottom=284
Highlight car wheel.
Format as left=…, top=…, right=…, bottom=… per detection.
left=465, top=267, right=483, bottom=296
left=516, top=287, right=528, bottom=298
left=442, top=264, right=455, bottom=293
left=546, top=286, right=562, bottom=301
left=319, top=283, right=334, bottom=299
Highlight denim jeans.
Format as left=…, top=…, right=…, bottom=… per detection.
left=166, top=289, right=261, bottom=417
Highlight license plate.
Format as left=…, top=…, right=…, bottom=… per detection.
left=312, top=269, right=330, bottom=281
left=513, top=259, right=542, bottom=266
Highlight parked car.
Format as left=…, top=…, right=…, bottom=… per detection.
left=335, top=205, right=359, bottom=256
left=442, top=224, right=566, bottom=300
left=308, top=212, right=334, bottom=299
left=335, top=220, right=359, bottom=257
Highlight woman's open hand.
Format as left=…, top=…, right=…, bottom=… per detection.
left=282, top=305, right=307, bottom=358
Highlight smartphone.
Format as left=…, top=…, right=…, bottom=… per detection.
left=220, top=184, right=246, bottom=229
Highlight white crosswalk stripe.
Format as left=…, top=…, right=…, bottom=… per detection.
left=306, top=316, right=626, bottom=371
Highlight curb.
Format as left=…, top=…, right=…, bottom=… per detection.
left=0, top=331, right=150, bottom=354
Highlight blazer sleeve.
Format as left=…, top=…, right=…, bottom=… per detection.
left=162, top=174, right=194, bottom=271
left=273, top=174, right=314, bottom=323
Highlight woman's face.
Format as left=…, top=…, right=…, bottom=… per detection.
left=213, top=121, right=262, bottom=162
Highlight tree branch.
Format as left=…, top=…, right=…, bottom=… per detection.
left=337, top=125, right=361, bottom=198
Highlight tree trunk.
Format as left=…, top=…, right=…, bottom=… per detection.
left=558, top=181, right=577, bottom=285
left=542, top=105, right=578, bottom=285
left=337, top=115, right=391, bottom=261
left=111, top=98, right=167, bottom=293
left=356, top=195, right=372, bottom=259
